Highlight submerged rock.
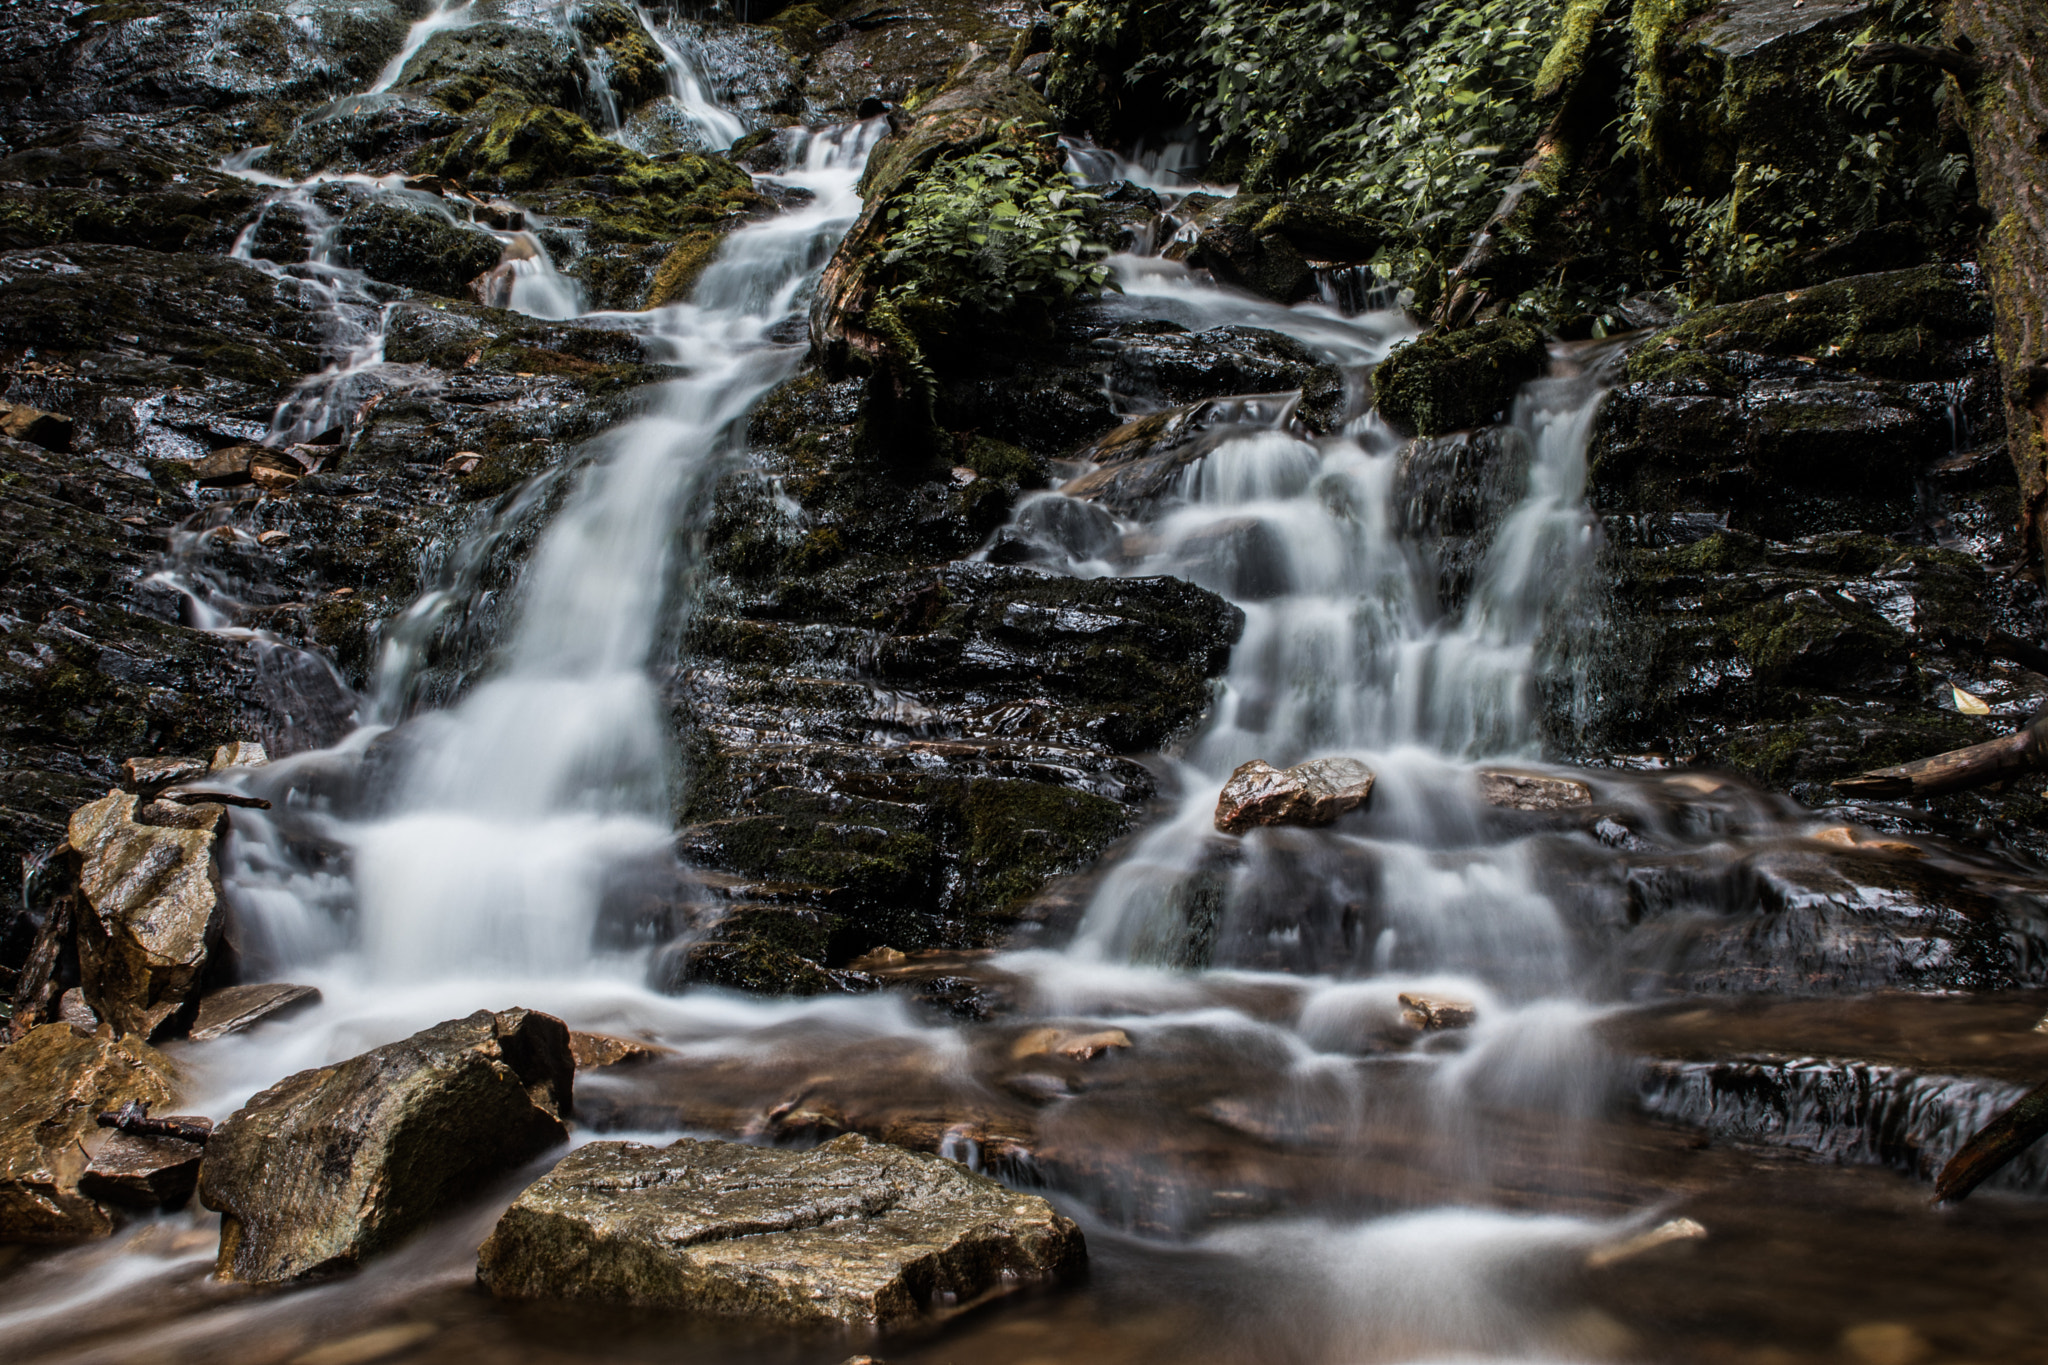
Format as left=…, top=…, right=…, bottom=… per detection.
left=1477, top=769, right=1593, bottom=811
left=477, top=1132, right=1083, bottom=1327
left=199, top=1008, right=573, bottom=1284
left=0, top=1023, right=178, bottom=1243
left=69, top=789, right=224, bottom=1039
left=1214, top=757, right=1376, bottom=834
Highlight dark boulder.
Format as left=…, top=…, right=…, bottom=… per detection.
left=199, top=1008, right=573, bottom=1283
left=1373, top=319, right=1549, bottom=437
left=330, top=196, right=506, bottom=298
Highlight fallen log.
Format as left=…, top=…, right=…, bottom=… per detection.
left=1832, top=709, right=2048, bottom=800
left=97, top=1100, right=214, bottom=1145
left=157, top=789, right=272, bottom=810
left=1934, top=1077, right=2048, bottom=1203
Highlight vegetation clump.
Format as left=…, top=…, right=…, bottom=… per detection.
left=1373, top=318, right=1548, bottom=435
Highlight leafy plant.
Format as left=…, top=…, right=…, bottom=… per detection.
left=879, top=137, right=1117, bottom=333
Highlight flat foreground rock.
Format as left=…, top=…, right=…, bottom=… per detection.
left=477, top=1132, right=1084, bottom=1329
left=200, top=1008, right=573, bottom=1283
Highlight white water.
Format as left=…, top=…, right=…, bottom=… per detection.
left=367, top=0, right=477, bottom=94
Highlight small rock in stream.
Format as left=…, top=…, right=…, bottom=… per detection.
left=188, top=983, right=322, bottom=1042
left=199, top=1008, right=573, bottom=1284
left=1476, top=769, right=1593, bottom=811
left=1398, top=993, right=1477, bottom=1031
left=1214, top=757, right=1376, bottom=834
left=79, top=1128, right=207, bottom=1209
left=476, top=1132, right=1083, bottom=1328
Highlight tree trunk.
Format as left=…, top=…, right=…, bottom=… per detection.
left=1944, top=0, right=2048, bottom=582
left=1832, top=709, right=2048, bottom=799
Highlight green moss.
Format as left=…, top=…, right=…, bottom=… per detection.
left=1536, top=0, right=1611, bottom=99
left=1628, top=266, right=1991, bottom=383
left=791, top=528, right=846, bottom=572
left=1373, top=318, right=1548, bottom=436
left=1731, top=594, right=1911, bottom=686
left=642, top=231, right=722, bottom=308
left=960, top=435, right=1045, bottom=487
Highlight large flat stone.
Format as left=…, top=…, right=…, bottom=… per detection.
left=477, top=1132, right=1084, bottom=1328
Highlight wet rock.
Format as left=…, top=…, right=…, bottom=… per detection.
left=567, top=1031, right=672, bottom=1069
left=1060, top=393, right=1307, bottom=519
left=1373, top=319, right=1549, bottom=436
left=210, top=742, right=269, bottom=770
left=1214, top=757, right=1376, bottom=835
left=121, top=756, right=209, bottom=793
left=476, top=1132, right=1084, bottom=1327
left=329, top=197, right=506, bottom=298
left=0, top=1023, right=177, bottom=1243
left=188, top=982, right=321, bottom=1042
left=1165, top=193, right=1383, bottom=304
left=78, top=1127, right=206, bottom=1210
left=1478, top=769, right=1593, bottom=811
left=1010, top=1026, right=1130, bottom=1060
left=199, top=1007, right=574, bottom=1284
left=0, top=117, right=264, bottom=256
left=392, top=22, right=586, bottom=115
left=0, top=400, right=72, bottom=451
left=69, top=789, right=224, bottom=1040
left=1398, top=993, right=1477, bottom=1031
left=56, top=987, right=95, bottom=1030
left=0, top=0, right=413, bottom=122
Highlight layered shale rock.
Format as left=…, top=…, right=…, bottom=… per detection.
left=199, top=1008, right=573, bottom=1283
left=477, top=1132, right=1084, bottom=1327
left=68, top=789, right=224, bottom=1038
left=0, top=1022, right=177, bottom=1243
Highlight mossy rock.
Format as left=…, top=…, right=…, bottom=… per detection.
left=643, top=231, right=723, bottom=308
left=1628, top=265, right=1994, bottom=385
left=1373, top=319, right=1548, bottom=436
left=330, top=197, right=503, bottom=298
left=394, top=23, right=584, bottom=114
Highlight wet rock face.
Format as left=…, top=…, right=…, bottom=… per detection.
left=1579, top=265, right=2048, bottom=854
left=1214, top=758, right=1376, bottom=834
left=657, top=362, right=1244, bottom=992
left=199, top=1008, right=573, bottom=1284
left=477, top=1132, right=1084, bottom=1328
left=1373, top=319, right=1549, bottom=437
left=329, top=197, right=506, bottom=298
left=0, top=1022, right=177, bottom=1243
left=69, top=789, right=223, bottom=1039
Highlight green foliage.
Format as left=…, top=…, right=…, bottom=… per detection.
left=879, top=137, right=1117, bottom=332
left=1126, top=0, right=1561, bottom=297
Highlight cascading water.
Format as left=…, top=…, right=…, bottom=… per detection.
left=11, top=22, right=2000, bottom=1365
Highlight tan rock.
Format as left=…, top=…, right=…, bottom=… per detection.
left=1398, top=993, right=1477, bottom=1031
left=120, top=756, right=209, bottom=793
left=1477, top=768, right=1593, bottom=810
left=1215, top=756, right=1375, bottom=834
left=567, top=1030, right=672, bottom=1069
left=210, top=741, right=270, bottom=770
left=57, top=987, right=97, bottom=1031
left=68, top=790, right=225, bottom=1039
left=0, top=1023, right=178, bottom=1243
left=1010, top=1026, right=1132, bottom=1061
left=1810, top=826, right=1926, bottom=858
left=0, top=400, right=73, bottom=452
left=477, top=1133, right=1084, bottom=1328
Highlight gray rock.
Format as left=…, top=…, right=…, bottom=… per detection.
left=1477, top=769, right=1593, bottom=811
left=1214, top=757, right=1376, bottom=834
left=200, top=1008, right=573, bottom=1284
left=477, top=1132, right=1083, bottom=1328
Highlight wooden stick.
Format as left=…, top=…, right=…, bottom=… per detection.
left=1833, top=711, right=2048, bottom=800
left=1934, top=1078, right=2048, bottom=1203
left=96, top=1101, right=213, bottom=1145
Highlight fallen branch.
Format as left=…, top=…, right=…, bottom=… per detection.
left=1847, top=39, right=1986, bottom=83
left=1832, top=709, right=2048, bottom=800
left=158, top=789, right=272, bottom=809
left=96, top=1101, right=213, bottom=1145
left=1934, top=1077, right=2048, bottom=1203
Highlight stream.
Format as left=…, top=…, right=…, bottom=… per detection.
left=6, top=6, right=2048, bottom=1365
